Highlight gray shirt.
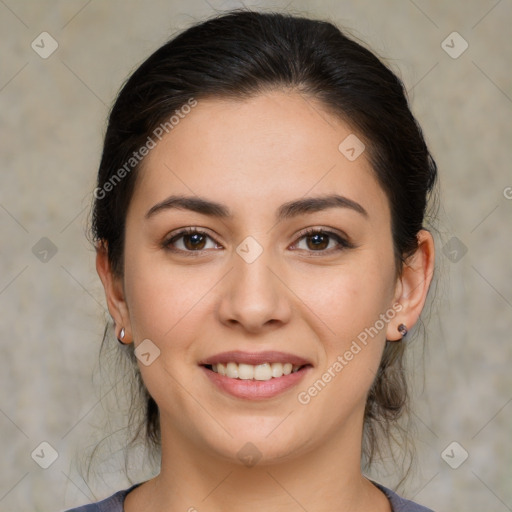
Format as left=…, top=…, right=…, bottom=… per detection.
left=62, top=481, right=434, bottom=511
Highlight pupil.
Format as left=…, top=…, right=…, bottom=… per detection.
left=308, top=233, right=328, bottom=250
left=186, top=233, right=205, bottom=250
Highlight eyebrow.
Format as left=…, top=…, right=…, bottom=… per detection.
left=145, top=193, right=368, bottom=220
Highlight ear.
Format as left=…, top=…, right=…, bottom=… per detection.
left=386, top=229, right=435, bottom=341
left=96, top=241, right=133, bottom=344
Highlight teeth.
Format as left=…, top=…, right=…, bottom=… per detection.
left=226, top=362, right=238, bottom=378
left=254, top=363, right=272, bottom=381
left=283, top=363, right=293, bottom=375
left=238, top=363, right=254, bottom=380
left=271, top=362, right=283, bottom=378
left=211, top=362, right=303, bottom=380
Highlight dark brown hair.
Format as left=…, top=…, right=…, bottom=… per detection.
left=90, top=8, right=437, bottom=478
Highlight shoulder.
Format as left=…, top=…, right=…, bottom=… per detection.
left=61, top=483, right=142, bottom=512
left=372, top=481, right=435, bottom=512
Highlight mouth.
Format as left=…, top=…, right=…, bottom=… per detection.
left=199, top=351, right=313, bottom=400
left=203, top=362, right=308, bottom=380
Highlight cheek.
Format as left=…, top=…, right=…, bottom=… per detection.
left=293, top=267, right=394, bottom=424
left=124, top=255, right=217, bottom=344
left=292, top=259, right=396, bottom=349
left=122, top=254, right=217, bottom=419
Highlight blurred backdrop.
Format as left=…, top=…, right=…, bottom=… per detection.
left=1, top=1, right=511, bottom=511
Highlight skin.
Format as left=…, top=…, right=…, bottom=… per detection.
left=97, top=90, right=434, bottom=512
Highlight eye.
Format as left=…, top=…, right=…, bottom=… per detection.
left=291, top=228, right=352, bottom=253
left=163, top=228, right=222, bottom=253
left=162, top=227, right=352, bottom=255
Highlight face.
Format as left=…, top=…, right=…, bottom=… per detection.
left=109, top=91, right=407, bottom=465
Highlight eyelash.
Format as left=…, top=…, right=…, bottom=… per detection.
left=162, top=227, right=354, bottom=256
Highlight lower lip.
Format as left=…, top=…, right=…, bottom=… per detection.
left=201, top=366, right=311, bottom=400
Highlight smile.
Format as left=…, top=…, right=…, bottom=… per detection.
left=199, top=351, right=313, bottom=400
left=207, top=362, right=304, bottom=380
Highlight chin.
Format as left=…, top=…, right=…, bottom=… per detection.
left=199, top=421, right=313, bottom=468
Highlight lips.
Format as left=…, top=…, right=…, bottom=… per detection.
left=199, top=351, right=313, bottom=400
left=199, top=350, right=312, bottom=367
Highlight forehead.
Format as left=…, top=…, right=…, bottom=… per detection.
left=131, top=91, right=389, bottom=223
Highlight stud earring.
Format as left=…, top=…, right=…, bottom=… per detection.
left=397, top=323, right=408, bottom=337
left=117, top=327, right=126, bottom=344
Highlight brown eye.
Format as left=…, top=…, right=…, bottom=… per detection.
left=292, top=229, right=353, bottom=253
left=163, top=228, right=220, bottom=253
left=305, top=232, right=330, bottom=250
left=182, top=232, right=207, bottom=250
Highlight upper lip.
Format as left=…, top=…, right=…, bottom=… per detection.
left=199, top=351, right=312, bottom=367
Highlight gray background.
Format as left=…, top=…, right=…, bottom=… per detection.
left=1, top=0, right=511, bottom=511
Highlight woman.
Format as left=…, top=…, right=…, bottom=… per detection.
left=66, top=9, right=436, bottom=512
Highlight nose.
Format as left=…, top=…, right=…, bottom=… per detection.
left=216, top=248, right=292, bottom=334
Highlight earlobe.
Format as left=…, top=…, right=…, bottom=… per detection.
left=386, top=229, right=435, bottom=341
left=95, top=241, right=133, bottom=344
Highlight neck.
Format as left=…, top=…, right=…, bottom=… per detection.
left=128, top=417, right=390, bottom=512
